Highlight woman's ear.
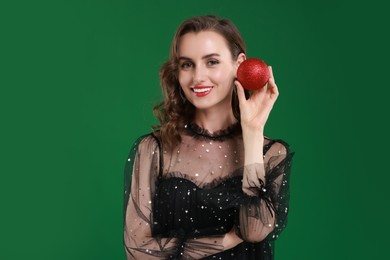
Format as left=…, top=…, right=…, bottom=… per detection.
left=235, top=53, right=246, bottom=76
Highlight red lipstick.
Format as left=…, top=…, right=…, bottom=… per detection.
left=192, top=85, right=213, bottom=97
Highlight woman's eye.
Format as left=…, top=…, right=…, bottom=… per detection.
left=180, top=62, right=193, bottom=69
left=207, top=60, right=220, bottom=66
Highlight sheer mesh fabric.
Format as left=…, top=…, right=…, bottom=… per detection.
left=124, top=125, right=294, bottom=259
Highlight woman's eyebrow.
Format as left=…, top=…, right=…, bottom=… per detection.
left=178, top=56, right=192, bottom=61
left=178, top=53, right=220, bottom=61
left=202, top=53, right=220, bottom=59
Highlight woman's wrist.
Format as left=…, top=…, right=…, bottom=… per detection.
left=241, top=122, right=264, bottom=135
left=242, top=127, right=264, bottom=165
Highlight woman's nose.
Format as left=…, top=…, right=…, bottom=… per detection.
left=193, top=66, right=207, bottom=84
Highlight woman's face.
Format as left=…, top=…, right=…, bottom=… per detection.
left=177, top=31, right=244, bottom=112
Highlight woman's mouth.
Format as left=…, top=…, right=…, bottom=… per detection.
left=192, top=86, right=213, bottom=97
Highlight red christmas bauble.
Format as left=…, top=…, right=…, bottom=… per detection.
left=237, top=58, right=270, bottom=91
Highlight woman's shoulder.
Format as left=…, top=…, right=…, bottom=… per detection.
left=264, top=136, right=293, bottom=156
left=130, top=132, right=161, bottom=153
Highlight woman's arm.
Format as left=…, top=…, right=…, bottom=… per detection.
left=235, top=66, right=294, bottom=242
left=124, top=135, right=179, bottom=259
left=238, top=141, right=293, bottom=242
left=178, top=226, right=243, bottom=259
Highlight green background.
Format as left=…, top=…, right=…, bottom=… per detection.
left=1, top=0, right=389, bottom=259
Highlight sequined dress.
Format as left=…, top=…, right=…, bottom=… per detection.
left=124, top=123, right=294, bottom=259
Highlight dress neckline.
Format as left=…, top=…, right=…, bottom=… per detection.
left=185, top=122, right=241, bottom=141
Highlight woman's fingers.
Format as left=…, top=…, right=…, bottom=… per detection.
left=269, top=66, right=274, bottom=81
left=267, top=66, right=279, bottom=100
left=235, top=80, right=247, bottom=105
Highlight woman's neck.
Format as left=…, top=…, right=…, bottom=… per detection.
left=193, top=108, right=237, bottom=134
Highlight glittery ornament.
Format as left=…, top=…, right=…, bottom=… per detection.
left=237, top=58, right=270, bottom=90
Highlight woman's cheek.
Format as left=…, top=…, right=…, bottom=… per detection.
left=211, top=70, right=224, bottom=83
left=178, top=72, right=190, bottom=87
left=178, top=73, right=186, bottom=87
left=213, top=69, right=234, bottom=87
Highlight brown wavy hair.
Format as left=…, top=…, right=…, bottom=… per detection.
left=153, top=15, right=247, bottom=150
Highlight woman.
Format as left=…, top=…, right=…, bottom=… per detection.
left=123, top=15, right=294, bottom=259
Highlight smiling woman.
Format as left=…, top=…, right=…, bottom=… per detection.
left=123, top=15, right=294, bottom=259
left=177, top=31, right=243, bottom=113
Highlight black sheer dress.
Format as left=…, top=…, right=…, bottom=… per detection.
left=124, top=123, right=294, bottom=259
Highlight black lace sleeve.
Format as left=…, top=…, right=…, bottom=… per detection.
left=236, top=140, right=295, bottom=242
left=123, top=134, right=180, bottom=259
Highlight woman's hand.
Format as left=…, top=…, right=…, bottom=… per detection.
left=235, top=66, right=279, bottom=132
left=222, top=226, right=243, bottom=250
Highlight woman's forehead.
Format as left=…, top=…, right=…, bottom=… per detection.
left=178, top=31, right=231, bottom=58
